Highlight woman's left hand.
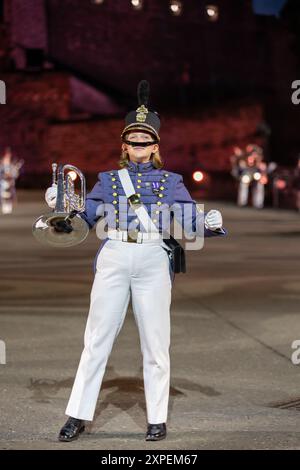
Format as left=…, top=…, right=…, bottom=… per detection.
left=204, top=209, right=223, bottom=230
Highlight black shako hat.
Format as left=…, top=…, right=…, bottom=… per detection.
left=121, top=80, right=160, bottom=142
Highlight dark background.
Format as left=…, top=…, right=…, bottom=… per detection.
left=0, top=0, right=300, bottom=199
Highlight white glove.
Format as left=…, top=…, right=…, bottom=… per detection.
left=204, top=209, right=223, bottom=231
left=45, top=184, right=57, bottom=209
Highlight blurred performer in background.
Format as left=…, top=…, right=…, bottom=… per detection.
left=230, top=144, right=276, bottom=209
left=0, top=147, right=24, bottom=214
left=293, top=155, right=300, bottom=211
left=44, top=80, right=227, bottom=443
left=230, top=146, right=245, bottom=181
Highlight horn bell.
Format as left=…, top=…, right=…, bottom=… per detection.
left=33, top=211, right=89, bottom=247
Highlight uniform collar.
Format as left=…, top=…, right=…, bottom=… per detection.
left=127, top=159, right=155, bottom=173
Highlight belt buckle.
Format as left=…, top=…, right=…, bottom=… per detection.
left=127, top=231, right=138, bottom=243
left=128, top=193, right=142, bottom=210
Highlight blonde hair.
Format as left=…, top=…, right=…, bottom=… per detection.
left=118, top=148, right=164, bottom=169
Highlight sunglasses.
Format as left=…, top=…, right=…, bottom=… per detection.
left=123, top=139, right=158, bottom=147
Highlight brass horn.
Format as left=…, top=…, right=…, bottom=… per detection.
left=32, top=163, right=89, bottom=247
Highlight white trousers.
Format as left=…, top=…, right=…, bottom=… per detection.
left=238, top=181, right=265, bottom=208
left=1, top=200, right=13, bottom=214
left=237, top=181, right=249, bottom=206
left=252, top=182, right=264, bottom=209
left=65, top=238, right=172, bottom=424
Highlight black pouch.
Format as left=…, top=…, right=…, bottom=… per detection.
left=162, top=235, right=186, bottom=274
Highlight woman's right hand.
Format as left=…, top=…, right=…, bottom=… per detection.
left=45, top=184, right=57, bottom=209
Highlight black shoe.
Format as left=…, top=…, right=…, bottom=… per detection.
left=58, top=417, right=85, bottom=442
left=145, top=422, right=167, bottom=441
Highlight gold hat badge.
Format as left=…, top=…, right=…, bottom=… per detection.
left=136, top=104, right=148, bottom=122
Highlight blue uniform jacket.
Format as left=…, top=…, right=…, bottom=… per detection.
left=79, top=160, right=227, bottom=281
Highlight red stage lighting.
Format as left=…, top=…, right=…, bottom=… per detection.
left=275, top=179, right=287, bottom=190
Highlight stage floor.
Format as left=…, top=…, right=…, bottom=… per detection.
left=0, top=191, right=300, bottom=450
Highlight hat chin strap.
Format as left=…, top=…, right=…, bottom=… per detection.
left=123, top=139, right=158, bottom=147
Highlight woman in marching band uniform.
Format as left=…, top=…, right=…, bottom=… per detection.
left=45, top=81, right=226, bottom=442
